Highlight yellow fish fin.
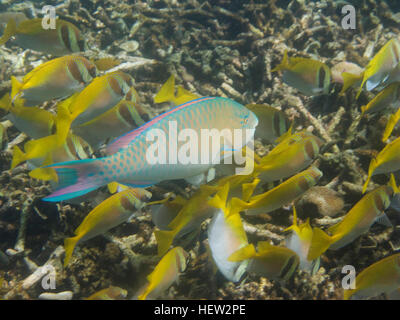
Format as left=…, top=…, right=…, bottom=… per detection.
left=0, top=18, right=17, bottom=45
left=55, top=99, right=74, bottom=145
left=208, top=182, right=230, bottom=214
left=362, top=158, right=377, bottom=194
left=107, top=182, right=119, bottom=194
left=340, top=71, right=363, bottom=95
left=228, top=243, right=256, bottom=262
left=11, top=145, right=26, bottom=169
left=307, top=227, right=333, bottom=260
left=10, top=76, right=23, bottom=103
left=382, top=109, right=400, bottom=142
left=271, top=49, right=289, bottom=72
left=275, top=123, right=293, bottom=144
left=175, top=86, right=200, bottom=104
left=154, top=75, right=175, bottom=104
left=29, top=152, right=57, bottom=182
left=63, top=236, right=80, bottom=267
left=241, top=178, right=260, bottom=202
left=284, top=206, right=299, bottom=232
left=154, top=229, right=175, bottom=257
left=0, top=93, right=11, bottom=112
left=93, top=58, right=121, bottom=71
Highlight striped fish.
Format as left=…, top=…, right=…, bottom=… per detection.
left=55, top=71, right=135, bottom=144
left=0, top=18, right=86, bottom=56
left=43, top=97, right=258, bottom=202
left=11, top=55, right=96, bottom=106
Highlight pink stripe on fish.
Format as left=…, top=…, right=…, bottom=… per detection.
left=106, top=97, right=215, bottom=155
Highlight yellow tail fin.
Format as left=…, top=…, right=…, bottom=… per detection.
left=340, top=72, right=363, bottom=95
left=0, top=19, right=17, bottom=45
left=228, top=244, right=256, bottom=262
left=271, top=50, right=289, bottom=72
left=154, top=229, right=175, bottom=257
left=307, top=227, right=333, bottom=261
left=11, top=145, right=26, bottom=169
left=154, top=75, right=175, bottom=104
left=64, top=236, right=80, bottom=267
left=55, top=100, right=73, bottom=145
left=10, top=76, right=23, bottom=102
left=0, top=93, right=11, bottom=112
left=362, top=158, right=377, bottom=194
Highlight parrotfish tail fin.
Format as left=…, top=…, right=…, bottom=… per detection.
left=208, top=182, right=230, bottom=214
left=389, top=173, right=400, bottom=194
left=362, top=159, right=376, bottom=194
left=0, top=93, right=11, bottom=112
left=340, top=72, right=362, bottom=95
left=10, top=76, right=23, bottom=103
left=11, top=145, right=26, bottom=169
left=42, top=158, right=107, bottom=202
left=63, top=236, right=80, bottom=267
left=154, top=229, right=176, bottom=257
left=0, top=19, right=17, bottom=45
left=271, top=49, right=289, bottom=72
left=228, top=244, right=256, bottom=262
left=382, top=111, right=400, bottom=142
left=241, top=178, right=260, bottom=202
left=154, top=75, right=175, bottom=104
left=55, top=100, right=73, bottom=145
left=307, top=227, right=333, bottom=261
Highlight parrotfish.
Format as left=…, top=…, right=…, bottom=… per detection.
left=228, top=241, right=299, bottom=281
left=361, top=82, right=400, bottom=116
left=11, top=55, right=97, bottom=106
left=154, top=74, right=200, bottom=106
left=207, top=183, right=249, bottom=282
left=0, top=18, right=86, bottom=56
left=85, top=286, right=128, bottom=300
left=363, top=136, right=400, bottom=193
left=231, top=166, right=323, bottom=215
left=245, top=104, right=291, bottom=143
left=0, top=94, right=55, bottom=139
left=55, top=71, right=135, bottom=144
left=137, top=246, right=188, bottom=300
left=307, top=177, right=396, bottom=261
left=343, top=253, right=400, bottom=300
left=63, top=188, right=151, bottom=266
left=72, top=98, right=151, bottom=150
left=256, top=130, right=324, bottom=183
left=284, top=206, right=320, bottom=274
left=272, top=50, right=331, bottom=96
left=43, top=97, right=258, bottom=202
left=356, top=38, right=400, bottom=98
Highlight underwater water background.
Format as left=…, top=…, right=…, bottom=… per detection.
left=1, top=0, right=400, bottom=300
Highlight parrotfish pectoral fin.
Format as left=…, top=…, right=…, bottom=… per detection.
left=0, top=19, right=17, bottom=45
left=42, top=158, right=106, bottom=202
left=307, top=227, right=333, bottom=261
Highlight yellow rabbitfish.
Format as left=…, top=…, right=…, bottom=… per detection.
left=63, top=188, right=151, bottom=267
left=231, top=166, right=323, bottom=215
left=154, top=74, right=200, bottom=106
left=72, top=95, right=151, bottom=150
left=284, top=206, right=320, bottom=274
left=307, top=177, right=396, bottom=261
left=207, top=183, right=249, bottom=282
left=11, top=55, right=97, bottom=107
left=245, top=104, right=291, bottom=143
left=272, top=50, right=331, bottom=96
left=85, top=286, right=128, bottom=300
left=331, top=61, right=364, bottom=94
left=138, top=246, right=188, bottom=300
left=357, top=38, right=400, bottom=98
left=55, top=71, right=135, bottom=144
left=363, top=136, right=400, bottom=193
left=344, top=253, right=400, bottom=300
left=361, top=82, right=400, bottom=116
left=0, top=18, right=86, bottom=56
left=382, top=106, right=400, bottom=142
left=255, top=130, right=324, bottom=183
left=0, top=94, right=55, bottom=139
left=229, top=241, right=299, bottom=281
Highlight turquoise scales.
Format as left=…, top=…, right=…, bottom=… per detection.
left=43, top=97, right=258, bottom=202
